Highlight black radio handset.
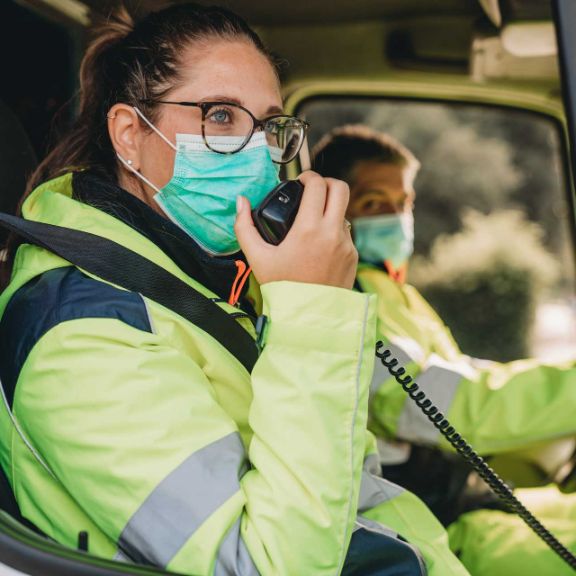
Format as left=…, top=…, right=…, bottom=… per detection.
left=252, top=180, right=304, bottom=245
left=376, top=342, right=576, bottom=570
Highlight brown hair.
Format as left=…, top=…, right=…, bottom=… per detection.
left=311, top=124, right=420, bottom=185
left=2, top=3, right=275, bottom=284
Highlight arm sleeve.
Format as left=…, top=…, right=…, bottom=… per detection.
left=369, top=293, right=576, bottom=455
left=15, top=281, right=376, bottom=576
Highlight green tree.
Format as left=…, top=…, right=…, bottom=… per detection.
left=410, top=210, right=558, bottom=361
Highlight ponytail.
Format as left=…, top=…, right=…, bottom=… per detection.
left=25, top=6, right=137, bottom=194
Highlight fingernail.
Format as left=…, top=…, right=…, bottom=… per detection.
left=236, top=195, right=244, bottom=214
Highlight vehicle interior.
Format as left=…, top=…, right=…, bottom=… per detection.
left=0, top=0, right=575, bottom=574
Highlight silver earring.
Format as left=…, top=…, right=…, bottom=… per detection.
left=106, top=113, right=116, bottom=119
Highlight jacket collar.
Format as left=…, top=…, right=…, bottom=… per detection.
left=71, top=170, right=251, bottom=307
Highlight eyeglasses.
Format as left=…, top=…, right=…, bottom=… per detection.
left=140, top=99, right=309, bottom=164
left=351, top=189, right=414, bottom=217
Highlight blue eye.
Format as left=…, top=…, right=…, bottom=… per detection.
left=208, top=107, right=232, bottom=124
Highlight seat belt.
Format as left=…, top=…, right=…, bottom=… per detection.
left=0, top=213, right=259, bottom=373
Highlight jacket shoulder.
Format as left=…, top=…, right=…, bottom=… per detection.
left=0, top=266, right=152, bottom=407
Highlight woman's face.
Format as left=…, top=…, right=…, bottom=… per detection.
left=118, top=39, right=282, bottom=207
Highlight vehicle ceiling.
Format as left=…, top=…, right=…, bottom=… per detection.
left=82, top=0, right=550, bottom=26
left=77, top=0, right=555, bottom=85
left=85, top=0, right=480, bottom=24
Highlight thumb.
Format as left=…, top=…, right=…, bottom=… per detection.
left=234, top=195, right=266, bottom=258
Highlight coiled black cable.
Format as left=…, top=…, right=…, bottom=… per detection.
left=376, top=342, right=576, bottom=571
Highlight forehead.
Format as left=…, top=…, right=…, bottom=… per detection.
left=170, top=40, right=281, bottom=110
left=350, top=161, right=415, bottom=197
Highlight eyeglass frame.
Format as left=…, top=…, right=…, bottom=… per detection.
left=139, top=99, right=309, bottom=164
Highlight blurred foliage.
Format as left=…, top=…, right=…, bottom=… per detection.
left=410, top=210, right=558, bottom=361
left=412, top=124, right=523, bottom=253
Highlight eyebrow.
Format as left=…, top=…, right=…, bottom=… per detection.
left=198, top=94, right=284, bottom=116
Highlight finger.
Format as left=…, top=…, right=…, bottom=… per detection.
left=323, top=177, right=350, bottom=228
left=234, top=195, right=268, bottom=260
left=291, top=171, right=328, bottom=230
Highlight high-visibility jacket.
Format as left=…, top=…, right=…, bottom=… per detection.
left=0, top=173, right=469, bottom=576
left=448, top=484, right=576, bottom=576
left=356, top=265, right=576, bottom=575
left=359, top=263, right=576, bottom=455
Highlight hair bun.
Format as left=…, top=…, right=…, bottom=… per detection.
left=94, top=4, right=135, bottom=46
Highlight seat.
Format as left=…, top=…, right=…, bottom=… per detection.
left=0, top=99, right=37, bottom=243
left=0, top=98, right=38, bottom=528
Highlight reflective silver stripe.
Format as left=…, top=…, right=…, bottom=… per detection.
left=118, top=432, right=247, bottom=567
left=389, top=337, right=426, bottom=365
left=373, top=340, right=472, bottom=445
left=113, top=549, right=132, bottom=563
left=352, top=517, right=428, bottom=576
left=376, top=438, right=411, bottom=466
left=214, top=519, right=260, bottom=576
left=358, top=471, right=404, bottom=513
left=355, top=516, right=397, bottom=539
left=363, top=453, right=381, bottom=476
left=396, top=354, right=469, bottom=444
left=0, top=376, right=56, bottom=480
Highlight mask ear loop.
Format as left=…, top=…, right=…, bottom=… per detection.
left=115, top=106, right=178, bottom=194
left=116, top=152, right=162, bottom=194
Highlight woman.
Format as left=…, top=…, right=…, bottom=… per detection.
left=0, top=4, right=469, bottom=575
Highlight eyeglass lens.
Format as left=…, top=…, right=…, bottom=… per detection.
left=202, top=103, right=304, bottom=162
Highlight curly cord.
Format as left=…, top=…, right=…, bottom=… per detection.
left=376, top=342, right=576, bottom=571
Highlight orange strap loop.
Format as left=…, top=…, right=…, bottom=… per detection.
left=228, top=260, right=252, bottom=306
left=384, top=260, right=407, bottom=284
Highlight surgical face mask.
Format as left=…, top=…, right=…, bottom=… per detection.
left=119, top=108, right=280, bottom=255
left=352, top=212, right=414, bottom=268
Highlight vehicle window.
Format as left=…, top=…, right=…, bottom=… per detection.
left=301, top=98, right=576, bottom=362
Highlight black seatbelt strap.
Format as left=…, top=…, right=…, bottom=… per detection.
left=0, top=214, right=258, bottom=373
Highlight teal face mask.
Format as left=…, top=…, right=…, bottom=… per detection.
left=352, top=212, right=414, bottom=268
left=120, top=108, right=280, bottom=255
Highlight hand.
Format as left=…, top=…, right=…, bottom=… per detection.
left=235, top=171, right=358, bottom=289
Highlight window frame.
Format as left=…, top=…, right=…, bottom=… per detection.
left=285, top=80, right=576, bottom=266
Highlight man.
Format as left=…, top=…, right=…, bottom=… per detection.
left=312, top=124, right=576, bottom=576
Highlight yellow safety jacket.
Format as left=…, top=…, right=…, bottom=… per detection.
left=0, top=172, right=469, bottom=575
left=358, top=264, right=576, bottom=576
left=359, top=263, right=576, bottom=455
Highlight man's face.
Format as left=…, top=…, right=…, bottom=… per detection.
left=347, top=160, right=415, bottom=220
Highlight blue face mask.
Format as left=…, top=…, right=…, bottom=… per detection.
left=352, top=212, right=414, bottom=268
left=120, top=108, right=280, bottom=255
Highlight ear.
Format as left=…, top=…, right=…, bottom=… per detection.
left=107, top=104, right=143, bottom=170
